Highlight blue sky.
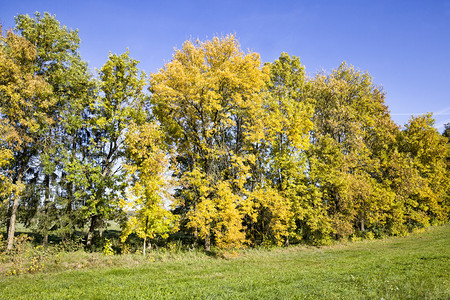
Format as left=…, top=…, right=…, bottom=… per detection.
left=1, top=0, right=449, bottom=131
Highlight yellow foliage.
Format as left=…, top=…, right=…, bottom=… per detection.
left=121, top=122, right=177, bottom=244
left=150, top=35, right=268, bottom=249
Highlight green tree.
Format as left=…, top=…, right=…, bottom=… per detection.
left=13, top=12, right=95, bottom=244
left=250, top=53, right=314, bottom=246
left=83, top=51, right=147, bottom=247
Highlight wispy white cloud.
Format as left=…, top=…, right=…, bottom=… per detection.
left=436, top=118, right=450, bottom=131
left=391, top=105, right=450, bottom=117
left=391, top=112, right=450, bottom=116
left=391, top=113, right=423, bottom=116
left=436, top=106, right=450, bottom=115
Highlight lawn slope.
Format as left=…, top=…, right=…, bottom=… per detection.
left=0, top=225, right=449, bottom=299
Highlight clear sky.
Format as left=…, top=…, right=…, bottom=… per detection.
left=1, top=0, right=449, bottom=131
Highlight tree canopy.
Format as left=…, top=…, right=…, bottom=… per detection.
left=1, top=13, right=448, bottom=252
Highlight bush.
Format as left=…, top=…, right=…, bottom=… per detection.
left=5, top=234, right=47, bottom=275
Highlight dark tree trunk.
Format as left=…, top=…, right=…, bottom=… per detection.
left=86, top=215, right=97, bottom=248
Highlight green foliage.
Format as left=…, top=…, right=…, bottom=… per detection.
left=248, top=53, right=313, bottom=246
left=82, top=50, right=148, bottom=247
left=2, top=12, right=96, bottom=249
left=0, top=26, right=53, bottom=250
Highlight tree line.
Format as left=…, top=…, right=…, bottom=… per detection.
left=1, top=13, right=449, bottom=252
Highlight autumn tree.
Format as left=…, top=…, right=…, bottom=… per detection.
left=0, top=28, right=52, bottom=250
left=397, top=114, right=449, bottom=227
left=248, top=53, right=314, bottom=246
left=150, top=35, right=268, bottom=250
left=309, top=63, right=396, bottom=241
left=121, top=122, right=177, bottom=255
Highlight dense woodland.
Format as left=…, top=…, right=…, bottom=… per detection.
left=1, top=13, right=449, bottom=253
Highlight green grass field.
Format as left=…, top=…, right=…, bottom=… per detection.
left=0, top=225, right=449, bottom=299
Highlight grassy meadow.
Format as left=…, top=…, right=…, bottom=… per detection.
left=0, top=225, right=449, bottom=299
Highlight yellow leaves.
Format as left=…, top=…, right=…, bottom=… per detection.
left=187, top=198, right=215, bottom=238
left=117, top=196, right=129, bottom=211
left=95, top=117, right=107, bottom=128
left=0, top=30, right=52, bottom=152
left=148, top=37, right=450, bottom=248
left=150, top=34, right=271, bottom=249
left=150, top=34, right=268, bottom=144
left=122, top=121, right=177, bottom=244
left=213, top=181, right=247, bottom=249
left=251, top=187, right=293, bottom=246
left=0, top=148, right=13, bottom=168
left=183, top=176, right=250, bottom=249
left=4, top=30, right=37, bottom=64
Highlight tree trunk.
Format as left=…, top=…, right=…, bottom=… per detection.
left=42, top=174, right=50, bottom=247
left=6, top=193, right=19, bottom=251
left=86, top=215, right=97, bottom=248
left=204, top=231, right=211, bottom=251
left=143, top=236, right=146, bottom=256
left=64, top=179, right=73, bottom=242
left=360, top=218, right=365, bottom=232
left=43, top=233, right=49, bottom=246
left=7, top=174, right=24, bottom=251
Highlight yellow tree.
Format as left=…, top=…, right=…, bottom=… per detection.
left=249, top=53, right=314, bottom=246
left=399, top=114, right=449, bottom=227
left=0, top=143, right=13, bottom=201
left=0, top=29, right=52, bottom=250
left=150, top=35, right=268, bottom=250
left=310, top=63, right=396, bottom=240
left=121, top=122, right=177, bottom=255
left=0, top=118, right=13, bottom=198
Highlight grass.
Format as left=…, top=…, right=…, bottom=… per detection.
left=0, top=225, right=449, bottom=299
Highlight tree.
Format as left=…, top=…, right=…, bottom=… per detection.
left=309, top=63, right=396, bottom=240
left=83, top=51, right=147, bottom=247
left=13, top=12, right=95, bottom=245
left=0, top=28, right=52, bottom=250
left=150, top=35, right=268, bottom=250
left=249, top=53, right=313, bottom=246
left=0, top=128, right=13, bottom=208
left=121, top=122, right=177, bottom=255
left=398, top=114, right=449, bottom=227
left=443, top=123, right=450, bottom=168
